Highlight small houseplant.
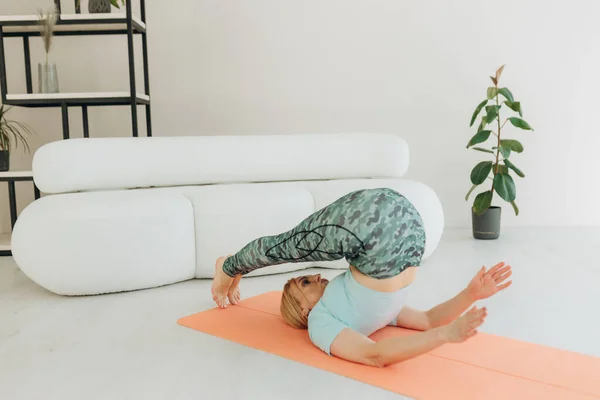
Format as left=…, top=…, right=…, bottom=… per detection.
left=465, top=65, right=534, bottom=239
left=75, top=0, right=126, bottom=13
left=0, top=105, right=35, bottom=171
left=37, top=6, right=59, bottom=93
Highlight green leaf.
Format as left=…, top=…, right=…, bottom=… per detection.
left=470, top=100, right=488, bottom=127
left=511, top=201, right=519, bottom=216
left=493, top=173, right=516, bottom=202
left=498, top=146, right=511, bottom=159
left=465, top=184, right=477, bottom=201
left=509, top=117, right=533, bottom=130
left=494, top=164, right=509, bottom=175
left=0, top=106, right=35, bottom=153
left=500, top=139, right=524, bottom=153
left=467, top=130, right=492, bottom=148
left=477, top=115, right=487, bottom=132
left=472, top=147, right=495, bottom=154
left=487, top=87, right=498, bottom=99
left=473, top=191, right=493, bottom=216
left=504, top=101, right=523, bottom=117
left=498, top=88, right=514, bottom=102
left=470, top=161, right=493, bottom=185
left=504, top=159, right=525, bottom=177
left=485, top=105, right=501, bottom=124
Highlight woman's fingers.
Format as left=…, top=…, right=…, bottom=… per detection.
left=487, top=262, right=505, bottom=276
left=496, top=270, right=512, bottom=283
left=492, top=265, right=511, bottom=279
left=457, top=309, right=486, bottom=341
left=471, top=314, right=485, bottom=326
left=467, top=305, right=478, bottom=315
left=497, top=280, right=513, bottom=291
left=469, top=307, right=487, bottom=323
left=477, top=266, right=486, bottom=278
left=467, top=330, right=478, bottom=339
left=466, top=309, right=486, bottom=324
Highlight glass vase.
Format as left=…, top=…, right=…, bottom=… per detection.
left=38, top=62, right=59, bottom=93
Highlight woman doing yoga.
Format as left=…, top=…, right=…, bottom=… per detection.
left=211, top=188, right=512, bottom=367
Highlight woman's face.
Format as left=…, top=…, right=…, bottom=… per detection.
left=289, top=274, right=329, bottom=311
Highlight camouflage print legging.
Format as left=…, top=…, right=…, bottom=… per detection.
left=222, top=188, right=427, bottom=279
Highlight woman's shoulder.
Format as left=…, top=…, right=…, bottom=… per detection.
left=308, top=271, right=352, bottom=325
left=318, top=271, right=348, bottom=302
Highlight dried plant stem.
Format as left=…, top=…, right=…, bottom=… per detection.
left=37, top=6, right=58, bottom=64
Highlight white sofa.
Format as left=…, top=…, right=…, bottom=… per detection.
left=11, top=133, right=444, bottom=296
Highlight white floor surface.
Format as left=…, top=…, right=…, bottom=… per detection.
left=1, top=228, right=599, bottom=400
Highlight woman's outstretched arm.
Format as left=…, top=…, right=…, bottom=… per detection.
left=424, top=289, right=476, bottom=328
left=330, top=306, right=487, bottom=367
left=395, top=262, right=512, bottom=330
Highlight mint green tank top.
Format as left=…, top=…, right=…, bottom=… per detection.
left=307, top=268, right=410, bottom=355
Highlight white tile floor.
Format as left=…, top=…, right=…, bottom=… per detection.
left=1, top=228, right=599, bottom=400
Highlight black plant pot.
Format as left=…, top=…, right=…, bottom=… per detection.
left=0, top=151, right=9, bottom=172
left=472, top=206, right=501, bottom=240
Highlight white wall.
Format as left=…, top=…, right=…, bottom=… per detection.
left=1, top=0, right=599, bottom=232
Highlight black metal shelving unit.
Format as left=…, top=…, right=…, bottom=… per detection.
left=0, top=0, right=152, bottom=138
left=0, top=0, right=152, bottom=255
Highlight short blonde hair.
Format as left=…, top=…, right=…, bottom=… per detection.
left=280, top=279, right=308, bottom=329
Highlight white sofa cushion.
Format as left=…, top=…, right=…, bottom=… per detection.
left=32, top=133, right=409, bottom=194
left=11, top=189, right=196, bottom=295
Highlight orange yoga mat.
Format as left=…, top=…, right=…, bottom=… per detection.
left=178, top=291, right=600, bottom=400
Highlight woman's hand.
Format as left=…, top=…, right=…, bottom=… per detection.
left=442, top=306, right=487, bottom=343
left=466, top=262, right=512, bottom=301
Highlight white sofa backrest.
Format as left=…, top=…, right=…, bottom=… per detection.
left=32, top=133, right=409, bottom=194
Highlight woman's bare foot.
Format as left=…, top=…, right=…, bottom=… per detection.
left=228, top=274, right=242, bottom=305
left=211, top=255, right=241, bottom=308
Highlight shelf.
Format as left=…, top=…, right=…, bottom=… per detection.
left=4, top=92, right=150, bottom=107
left=0, top=171, right=33, bottom=181
left=0, top=13, right=146, bottom=36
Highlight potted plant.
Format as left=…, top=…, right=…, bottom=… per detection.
left=75, top=0, right=126, bottom=13
left=0, top=105, right=35, bottom=172
left=465, top=65, right=534, bottom=239
left=37, top=6, right=59, bottom=93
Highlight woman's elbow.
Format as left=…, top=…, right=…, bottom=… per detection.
left=361, top=347, right=390, bottom=368
left=361, top=345, right=417, bottom=368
